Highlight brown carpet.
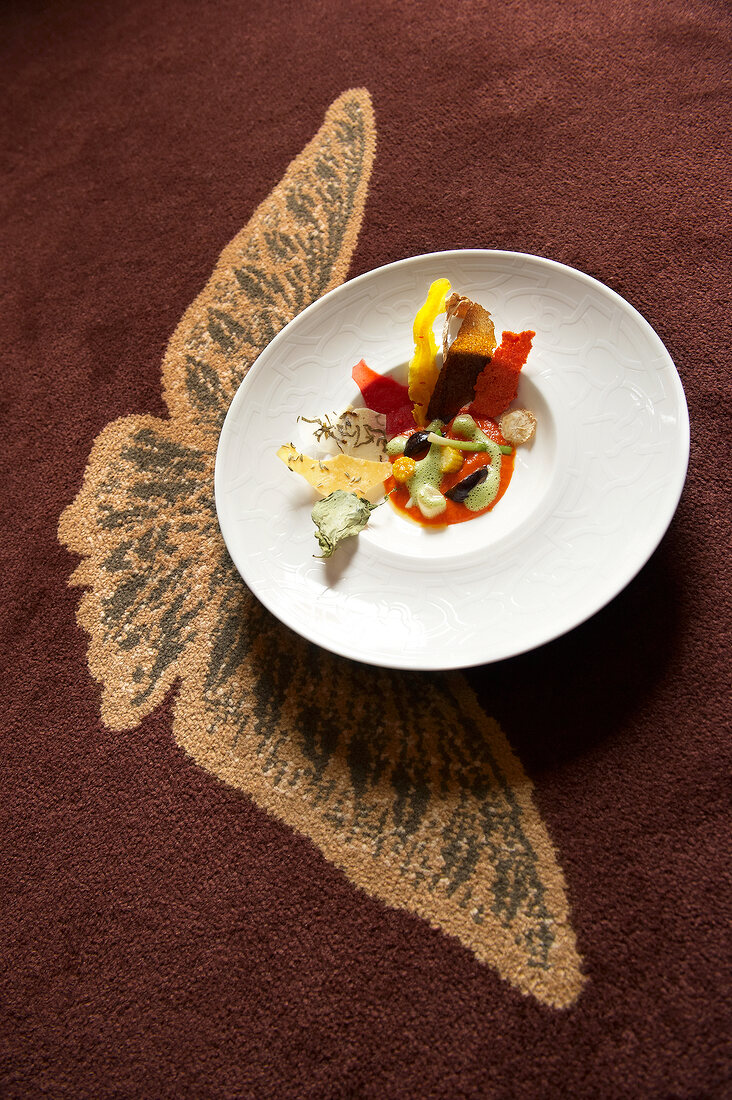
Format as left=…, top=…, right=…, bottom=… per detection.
left=2, top=1, right=730, bottom=1097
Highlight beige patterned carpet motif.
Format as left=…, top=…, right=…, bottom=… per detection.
left=59, top=89, right=584, bottom=1009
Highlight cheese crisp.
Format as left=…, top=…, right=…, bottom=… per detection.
left=277, top=445, right=391, bottom=495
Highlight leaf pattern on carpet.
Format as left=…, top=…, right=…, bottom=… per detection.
left=58, top=88, right=585, bottom=1008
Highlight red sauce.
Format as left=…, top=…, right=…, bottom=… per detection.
left=386, top=415, right=515, bottom=527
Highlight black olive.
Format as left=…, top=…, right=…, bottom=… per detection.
left=403, top=430, right=432, bottom=458
left=445, top=467, right=488, bottom=503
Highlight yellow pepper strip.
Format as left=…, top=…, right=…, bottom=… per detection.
left=408, top=278, right=451, bottom=426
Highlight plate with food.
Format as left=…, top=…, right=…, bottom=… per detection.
left=214, top=250, right=689, bottom=669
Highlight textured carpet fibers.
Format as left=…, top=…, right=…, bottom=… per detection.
left=2, top=1, right=731, bottom=1097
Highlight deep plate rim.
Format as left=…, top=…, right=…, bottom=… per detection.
left=214, top=249, right=689, bottom=670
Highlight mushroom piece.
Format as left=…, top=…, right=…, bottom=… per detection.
left=498, top=408, right=537, bottom=446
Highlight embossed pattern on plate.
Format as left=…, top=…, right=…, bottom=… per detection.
left=215, top=250, right=689, bottom=669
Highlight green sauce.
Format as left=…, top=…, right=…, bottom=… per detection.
left=386, top=435, right=407, bottom=456
left=410, top=440, right=447, bottom=517
left=405, top=414, right=502, bottom=517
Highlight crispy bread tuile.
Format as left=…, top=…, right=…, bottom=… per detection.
left=277, top=444, right=390, bottom=495
left=427, top=302, right=496, bottom=422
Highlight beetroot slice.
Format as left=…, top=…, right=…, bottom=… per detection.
left=385, top=405, right=416, bottom=436
left=352, top=359, right=410, bottom=411
left=352, top=359, right=414, bottom=436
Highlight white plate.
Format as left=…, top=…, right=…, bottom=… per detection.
left=215, top=250, right=689, bottom=669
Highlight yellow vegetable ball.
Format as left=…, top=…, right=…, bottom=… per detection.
left=392, top=455, right=417, bottom=483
